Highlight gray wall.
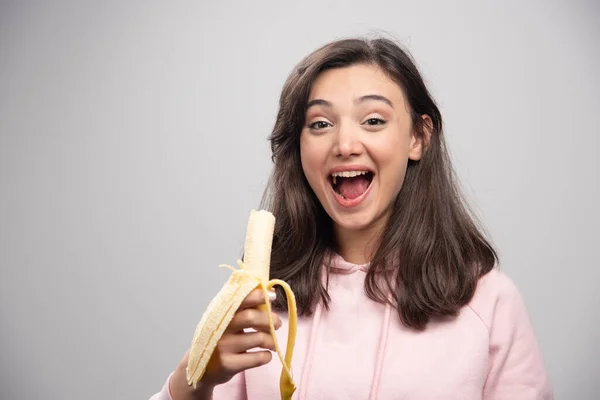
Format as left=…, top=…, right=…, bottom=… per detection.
left=1, top=1, right=598, bottom=399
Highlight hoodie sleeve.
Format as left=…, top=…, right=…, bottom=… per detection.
left=148, top=372, right=174, bottom=400
left=469, top=269, right=554, bottom=400
left=149, top=371, right=247, bottom=400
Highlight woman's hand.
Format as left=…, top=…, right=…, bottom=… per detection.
left=170, top=288, right=280, bottom=400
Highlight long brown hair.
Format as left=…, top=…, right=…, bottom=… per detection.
left=260, top=37, right=497, bottom=331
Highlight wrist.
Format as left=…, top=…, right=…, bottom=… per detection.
left=170, top=363, right=215, bottom=400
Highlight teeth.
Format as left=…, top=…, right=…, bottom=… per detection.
left=331, top=170, right=369, bottom=178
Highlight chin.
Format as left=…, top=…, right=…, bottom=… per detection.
left=330, top=210, right=379, bottom=233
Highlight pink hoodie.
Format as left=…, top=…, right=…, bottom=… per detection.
left=150, top=254, right=553, bottom=399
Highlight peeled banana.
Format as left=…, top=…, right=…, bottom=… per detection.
left=186, top=210, right=298, bottom=400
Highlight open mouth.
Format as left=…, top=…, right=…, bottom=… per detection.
left=328, top=170, right=374, bottom=201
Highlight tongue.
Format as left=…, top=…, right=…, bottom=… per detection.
left=337, top=175, right=370, bottom=200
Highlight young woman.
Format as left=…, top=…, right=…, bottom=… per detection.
left=151, top=37, right=553, bottom=400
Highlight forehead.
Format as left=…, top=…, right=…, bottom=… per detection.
left=308, top=63, right=406, bottom=106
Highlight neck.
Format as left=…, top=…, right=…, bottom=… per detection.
left=334, top=221, right=385, bottom=265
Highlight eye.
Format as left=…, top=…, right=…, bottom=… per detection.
left=363, top=118, right=386, bottom=126
left=308, top=120, right=332, bottom=130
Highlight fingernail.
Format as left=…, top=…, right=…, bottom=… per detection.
left=268, top=290, right=277, bottom=302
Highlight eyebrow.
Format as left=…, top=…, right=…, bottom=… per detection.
left=305, top=94, right=394, bottom=111
left=306, top=99, right=331, bottom=109
left=357, top=94, right=393, bottom=108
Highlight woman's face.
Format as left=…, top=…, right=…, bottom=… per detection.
left=300, top=63, right=425, bottom=235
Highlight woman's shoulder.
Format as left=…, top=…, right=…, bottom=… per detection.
left=466, top=267, right=533, bottom=333
left=473, top=267, right=521, bottom=300
left=465, top=267, right=553, bottom=398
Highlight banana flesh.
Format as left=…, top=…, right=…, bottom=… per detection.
left=186, top=210, right=298, bottom=400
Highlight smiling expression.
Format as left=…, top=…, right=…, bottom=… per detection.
left=300, top=63, right=425, bottom=234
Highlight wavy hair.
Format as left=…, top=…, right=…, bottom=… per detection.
left=260, top=37, right=497, bottom=331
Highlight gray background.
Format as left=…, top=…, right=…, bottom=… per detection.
left=1, top=1, right=598, bottom=399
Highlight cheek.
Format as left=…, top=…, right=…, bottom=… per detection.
left=373, top=133, right=411, bottom=193
left=300, top=137, right=322, bottom=188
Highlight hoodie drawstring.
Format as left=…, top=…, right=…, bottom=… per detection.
left=368, top=301, right=392, bottom=400
left=297, top=287, right=393, bottom=400
left=297, top=286, right=325, bottom=399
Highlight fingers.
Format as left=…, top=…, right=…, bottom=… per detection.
left=219, top=351, right=273, bottom=377
left=238, top=288, right=276, bottom=311
left=220, top=331, right=276, bottom=353
left=227, top=307, right=282, bottom=333
left=227, top=288, right=281, bottom=333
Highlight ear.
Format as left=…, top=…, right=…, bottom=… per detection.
left=408, top=114, right=433, bottom=161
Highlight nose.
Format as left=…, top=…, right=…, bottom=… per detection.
left=332, top=121, right=363, bottom=158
